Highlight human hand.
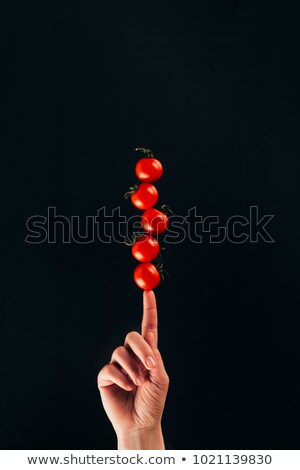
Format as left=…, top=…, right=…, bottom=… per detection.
left=97, top=290, right=169, bottom=449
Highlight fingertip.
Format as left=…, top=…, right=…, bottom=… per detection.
left=143, top=289, right=156, bottom=308
left=123, top=379, right=135, bottom=391
left=143, top=289, right=152, bottom=298
left=136, top=375, right=145, bottom=386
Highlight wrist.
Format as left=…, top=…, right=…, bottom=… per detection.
left=117, top=425, right=165, bottom=450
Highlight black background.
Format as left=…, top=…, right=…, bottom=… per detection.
left=1, top=0, right=300, bottom=450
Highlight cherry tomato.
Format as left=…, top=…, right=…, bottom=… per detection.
left=134, top=262, right=161, bottom=290
left=132, top=235, right=160, bottom=263
left=131, top=183, right=158, bottom=210
left=141, top=208, right=169, bottom=235
left=135, top=158, right=163, bottom=183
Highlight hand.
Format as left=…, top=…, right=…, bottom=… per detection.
left=97, top=290, right=169, bottom=449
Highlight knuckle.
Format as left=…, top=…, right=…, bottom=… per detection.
left=96, top=371, right=101, bottom=385
left=112, top=345, right=125, bottom=360
left=97, top=364, right=109, bottom=388
left=125, top=330, right=139, bottom=343
left=101, top=363, right=110, bottom=375
left=142, top=321, right=156, bottom=330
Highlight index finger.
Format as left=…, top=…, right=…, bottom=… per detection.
left=141, top=290, right=158, bottom=347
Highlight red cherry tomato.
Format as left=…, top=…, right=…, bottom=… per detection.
left=135, top=158, right=163, bottom=183
left=131, top=183, right=158, bottom=210
left=134, top=263, right=161, bottom=290
left=132, top=235, right=160, bottom=263
left=141, top=208, right=169, bottom=235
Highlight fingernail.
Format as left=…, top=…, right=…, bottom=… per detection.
left=146, top=356, right=157, bottom=368
left=136, top=375, right=144, bottom=386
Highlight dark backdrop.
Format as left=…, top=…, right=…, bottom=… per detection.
left=1, top=0, right=300, bottom=450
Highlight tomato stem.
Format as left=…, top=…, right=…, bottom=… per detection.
left=154, top=252, right=169, bottom=281
left=135, top=147, right=155, bottom=158
left=124, top=233, right=143, bottom=246
left=124, top=184, right=138, bottom=199
left=160, top=204, right=174, bottom=215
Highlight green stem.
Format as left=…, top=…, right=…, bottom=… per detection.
left=135, top=147, right=155, bottom=158
left=124, top=184, right=138, bottom=199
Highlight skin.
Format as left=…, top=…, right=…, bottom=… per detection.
left=97, top=290, right=169, bottom=449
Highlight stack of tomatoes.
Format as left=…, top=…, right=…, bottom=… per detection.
left=127, top=149, right=169, bottom=290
